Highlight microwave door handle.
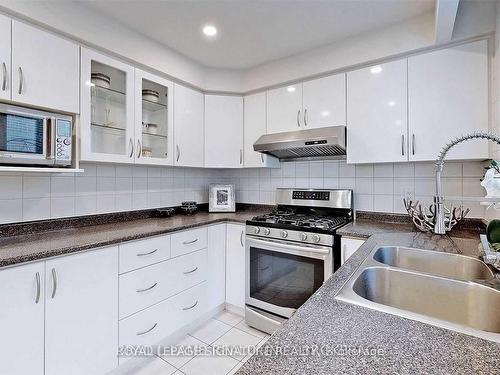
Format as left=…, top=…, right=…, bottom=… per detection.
left=48, top=117, right=56, bottom=161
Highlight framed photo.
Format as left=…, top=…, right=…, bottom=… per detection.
left=209, top=184, right=235, bottom=212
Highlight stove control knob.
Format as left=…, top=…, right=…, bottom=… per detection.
left=300, top=233, right=308, bottom=241
left=254, top=227, right=260, bottom=234
left=281, top=230, right=288, bottom=239
left=312, top=234, right=321, bottom=243
left=263, top=228, right=271, bottom=235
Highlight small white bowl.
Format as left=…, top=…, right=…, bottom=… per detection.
left=142, top=89, right=160, bottom=102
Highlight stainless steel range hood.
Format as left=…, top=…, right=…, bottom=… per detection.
left=253, top=126, right=346, bottom=161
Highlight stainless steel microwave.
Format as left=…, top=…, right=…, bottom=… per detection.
left=0, top=104, right=73, bottom=167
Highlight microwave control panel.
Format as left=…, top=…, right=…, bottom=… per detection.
left=55, top=119, right=72, bottom=163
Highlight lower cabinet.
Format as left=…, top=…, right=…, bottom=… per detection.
left=207, top=224, right=226, bottom=309
left=341, top=237, right=365, bottom=265
left=226, top=223, right=246, bottom=310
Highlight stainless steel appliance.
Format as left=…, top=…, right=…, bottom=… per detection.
left=253, top=126, right=346, bottom=161
left=0, top=103, right=73, bottom=167
left=245, top=188, right=353, bottom=334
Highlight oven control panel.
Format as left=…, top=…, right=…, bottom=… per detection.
left=292, top=190, right=330, bottom=200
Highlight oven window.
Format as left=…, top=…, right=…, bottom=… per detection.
left=0, top=114, right=44, bottom=154
left=249, top=247, right=324, bottom=309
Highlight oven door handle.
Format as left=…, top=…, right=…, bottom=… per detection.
left=246, top=237, right=330, bottom=255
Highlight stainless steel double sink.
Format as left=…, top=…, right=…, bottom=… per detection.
left=336, top=246, right=500, bottom=342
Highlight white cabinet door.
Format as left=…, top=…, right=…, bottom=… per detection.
left=302, top=73, right=346, bottom=129
left=267, top=84, right=303, bottom=134
left=11, top=20, right=79, bottom=113
left=225, top=223, right=246, bottom=310
left=135, top=69, right=174, bottom=165
left=45, top=247, right=118, bottom=375
left=244, top=92, right=279, bottom=168
left=174, top=84, right=204, bottom=167
left=347, top=59, right=408, bottom=164
left=408, top=40, right=488, bottom=161
left=205, top=95, right=243, bottom=168
left=207, top=224, right=226, bottom=310
left=341, top=238, right=365, bottom=265
left=0, top=262, right=45, bottom=375
left=0, top=14, right=11, bottom=101
left=80, top=48, right=135, bottom=163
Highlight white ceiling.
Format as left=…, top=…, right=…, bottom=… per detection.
left=80, top=0, right=436, bottom=69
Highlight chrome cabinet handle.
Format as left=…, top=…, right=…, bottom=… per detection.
left=137, top=248, right=158, bottom=257
left=176, top=145, right=180, bottom=162
left=297, top=110, right=301, bottom=127
left=136, top=323, right=157, bottom=336
left=240, top=230, right=244, bottom=247
left=182, top=300, right=198, bottom=311
left=183, top=238, right=198, bottom=245
left=18, top=67, right=23, bottom=95
left=401, top=134, right=405, bottom=156
left=129, top=138, right=134, bottom=158
left=239, top=149, right=243, bottom=165
left=136, top=282, right=158, bottom=293
left=51, top=268, right=57, bottom=299
left=183, top=267, right=198, bottom=275
left=137, top=140, right=142, bottom=159
left=261, top=153, right=264, bottom=164
left=412, top=134, right=415, bottom=155
left=1, top=62, right=6, bottom=91
left=304, top=109, right=308, bottom=127
left=35, top=272, right=41, bottom=304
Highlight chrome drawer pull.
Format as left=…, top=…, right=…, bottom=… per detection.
left=183, top=267, right=198, bottom=275
left=136, top=282, right=158, bottom=293
left=182, top=301, right=198, bottom=311
left=51, top=268, right=57, bottom=299
left=1, top=62, right=6, bottom=91
left=183, top=238, right=198, bottom=245
left=136, top=323, right=157, bottom=336
left=18, top=67, right=23, bottom=95
left=136, top=248, right=158, bottom=257
left=35, top=272, right=41, bottom=304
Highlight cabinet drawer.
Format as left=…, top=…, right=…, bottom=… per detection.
left=119, top=249, right=207, bottom=318
left=119, top=235, right=171, bottom=274
left=171, top=227, right=207, bottom=257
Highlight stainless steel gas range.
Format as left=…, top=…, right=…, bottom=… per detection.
left=244, top=188, right=353, bottom=334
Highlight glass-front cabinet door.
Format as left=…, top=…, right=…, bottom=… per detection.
left=134, top=69, right=173, bottom=165
left=80, top=48, right=135, bottom=163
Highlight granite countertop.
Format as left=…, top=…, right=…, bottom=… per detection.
left=239, top=230, right=500, bottom=375
left=0, top=210, right=260, bottom=268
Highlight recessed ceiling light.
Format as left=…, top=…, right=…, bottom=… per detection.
left=202, top=24, right=217, bottom=37
left=287, top=86, right=296, bottom=92
left=370, top=66, right=382, bottom=74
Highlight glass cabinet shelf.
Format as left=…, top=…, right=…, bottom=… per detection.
left=142, top=98, right=167, bottom=112
left=92, top=84, right=126, bottom=104
left=91, top=122, right=126, bottom=132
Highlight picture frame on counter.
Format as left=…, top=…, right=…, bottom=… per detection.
left=209, top=184, right=236, bottom=212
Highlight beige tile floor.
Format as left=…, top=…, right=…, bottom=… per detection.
left=126, top=311, right=270, bottom=375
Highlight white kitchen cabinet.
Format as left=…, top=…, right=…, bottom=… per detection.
left=226, top=223, right=246, bottom=310
left=0, top=14, right=11, bottom=102
left=0, top=262, right=45, bottom=375
left=205, top=94, right=243, bottom=168
left=267, top=84, right=303, bottom=134
left=134, top=69, right=174, bottom=165
left=11, top=20, right=79, bottom=113
left=174, top=84, right=204, bottom=167
left=80, top=48, right=135, bottom=163
left=341, top=237, right=365, bottom=265
left=302, top=73, right=346, bottom=129
left=347, top=59, right=408, bottom=164
left=244, top=92, right=280, bottom=168
left=207, top=224, right=226, bottom=309
left=408, top=40, right=488, bottom=161
left=45, top=247, right=118, bottom=375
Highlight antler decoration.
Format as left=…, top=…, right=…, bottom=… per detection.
left=403, top=198, right=469, bottom=233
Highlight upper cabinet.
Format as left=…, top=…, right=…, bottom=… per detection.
left=267, top=73, right=346, bottom=134
left=135, top=69, right=174, bottom=165
left=174, top=84, right=204, bottom=167
left=205, top=95, right=243, bottom=168
left=0, top=14, right=11, bottom=102
left=80, top=48, right=135, bottom=163
left=11, top=20, right=79, bottom=113
left=347, top=59, right=408, bottom=164
left=408, top=40, right=488, bottom=161
left=243, top=92, right=279, bottom=168
left=302, top=74, right=346, bottom=129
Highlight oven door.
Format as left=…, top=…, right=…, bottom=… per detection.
left=0, top=105, right=52, bottom=165
left=245, top=235, right=332, bottom=318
